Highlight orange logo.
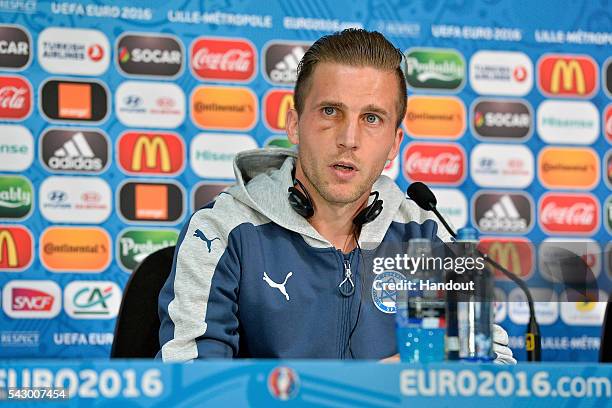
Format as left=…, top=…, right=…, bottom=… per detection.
left=538, top=147, right=599, bottom=189
left=135, top=184, right=168, bottom=220
left=403, top=96, right=465, bottom=139
left=538, top=55, right=598, bottom=98
left=263, top=90, right=294, bottom=131
left=40, top=227, right=111, bottom=272
left=191, top=86, right=257, bottom=130
left=58, top=83, right=91, bottom=119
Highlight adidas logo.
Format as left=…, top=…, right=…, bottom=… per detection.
left=48, top=132, right=103, bottom=171
left=268, top=46, right=306, bottom=83
left=478, top=194, right=528, bottom=232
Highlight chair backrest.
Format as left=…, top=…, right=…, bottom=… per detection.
left=110, top=246, right=176, bottom=358
left=601, top=292, right=612, bottom=362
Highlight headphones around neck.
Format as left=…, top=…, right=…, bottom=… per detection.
left=287, top=174, right=384, bottom=226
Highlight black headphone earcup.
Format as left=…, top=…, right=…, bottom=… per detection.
left=288, top=186, right=315, bottom=218
left=353, top=199, right=383, bottom=226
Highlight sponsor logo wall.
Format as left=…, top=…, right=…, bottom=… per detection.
left=0, top=0, right=610, bottom=362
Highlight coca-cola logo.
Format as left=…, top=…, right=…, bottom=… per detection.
left=539, top=193, right=599, bottom=235
left=0, top=75, right=31, bottom=119
left=402, top=142, right=466, bottom=185
left=190, top=37, right=256, bottom=82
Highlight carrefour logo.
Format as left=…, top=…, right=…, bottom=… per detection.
left=404, top=48, right=465, bottom=91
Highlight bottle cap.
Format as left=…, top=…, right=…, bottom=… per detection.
left=456, top=227, right=478, bottom=241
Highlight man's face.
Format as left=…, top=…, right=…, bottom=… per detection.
left=287, top=62, right=403, bottom=206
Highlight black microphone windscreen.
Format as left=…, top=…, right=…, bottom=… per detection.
left=406, top=182, right=437, bottom=210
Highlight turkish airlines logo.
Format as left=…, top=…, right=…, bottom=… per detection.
left=263, top=42, right=310, bottom=85
left=0, top=75, right=31, bottom=120
left=403, top=96, right=465, bottom=139
left=118, top=132, right=184, bottom=176
left=469, top=51, right=533, bottom=96
left=402, top=142, right=466, bottom=185
left=473, top=191, right=534, bottom=234
left=40, top=79, right=109, bottom=123
left=263, top=89, right=294, bottom=131
left=40, top=227, right=111, bottom=272
left=190, top=37, right=256, bottom=82
left=40, top=128, right=109, bottom=174
left=539, top=193, right=599, bottom=235
left=2, top=280, right=62, bottom=319
left=191, top=85, right=257, bottom=130
left=64, top=281, right=121, bottom=319
left=117, top=33, right=183, bottom=78
left=479, top=238, right=534, bottom=280
left=118, top=180, right=185, bottom=224
left=538, top=147, right=599, bottom=190
left=0, top=226, right=33, bottom=271
left=604, top=104, right=612, bottom=143
left=38, top=27, right=110, bottom=75
left=0, top=25, right=31, bottom=70
left=471, top=99, right=532, bottom=140
left=538, top=54, right=598, bottom=98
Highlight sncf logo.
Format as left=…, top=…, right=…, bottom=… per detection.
left=538, top=54, right=598, bottom=98
left=2, top=280, right=62, bottom=318
left=118, top=132, right=185, bottom=176
left=263, top=89, right=294, bottom=132
left=0, top=226, right=33, bottom=271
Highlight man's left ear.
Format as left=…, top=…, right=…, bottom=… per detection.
left=286, top=108, right=300, bottom=145
left=388, top=127, right=404, bottom=160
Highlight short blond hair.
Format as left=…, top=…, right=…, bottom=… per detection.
left=294, top=28, right=407, bottom=128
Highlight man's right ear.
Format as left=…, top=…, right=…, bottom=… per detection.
left=286, top=108, right=300, bottom=145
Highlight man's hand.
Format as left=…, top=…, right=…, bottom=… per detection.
left=493, top=324, right=517, bottom=365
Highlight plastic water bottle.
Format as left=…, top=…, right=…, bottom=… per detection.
left=453, top=227, right=495, bottom=362
left=396, top=238, right=445, bottom=363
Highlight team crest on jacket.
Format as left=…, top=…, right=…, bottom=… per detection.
left=372, top=271, right=404, bottom=313
left=267, top=366, right=300, bottom=401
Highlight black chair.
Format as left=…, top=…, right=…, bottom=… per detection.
left=111, top=246, right=176, bottom=358
left=601, top=292, right=612, bottom=363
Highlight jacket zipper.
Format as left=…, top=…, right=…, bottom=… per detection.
left=337, top=250, right=356, bottom=358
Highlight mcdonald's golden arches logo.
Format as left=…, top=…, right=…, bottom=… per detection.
left=118, top=131, right=185, bottom=176
left=538, top=54, right=598, bottom=98
left=0, top=226, right=33, bottom=271
left=263, top=89, right=294, bottom=132
left=479, top=237, right=534, bottom=279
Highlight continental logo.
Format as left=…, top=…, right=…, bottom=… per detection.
left=191, top=86, right=257, bottom=131
left=403, top=48, right=465, bottom=91
left=118, top=131, right=185, bottom=176
left=117, top=228, right=179, bottom=272
left=40, top=226, right=111, bottom=272
left=538, top=147, right=599, bottom=190
left=263, top=89, right=294, bottom=132
left=0, top=226, right=33, bottom=271
left=538, top=54, right=598, bottom=98
left=403, top=96, right=465, bottom=139
left=479, top=238, right=534, bottom=280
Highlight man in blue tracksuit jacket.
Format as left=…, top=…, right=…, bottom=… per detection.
left=158, top=29, right=516, bottom=363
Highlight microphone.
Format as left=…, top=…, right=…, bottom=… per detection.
left=407, top=181, right=541, bottom=362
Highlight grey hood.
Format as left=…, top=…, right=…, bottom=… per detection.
left=227, top=148, right=409, bottom=248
